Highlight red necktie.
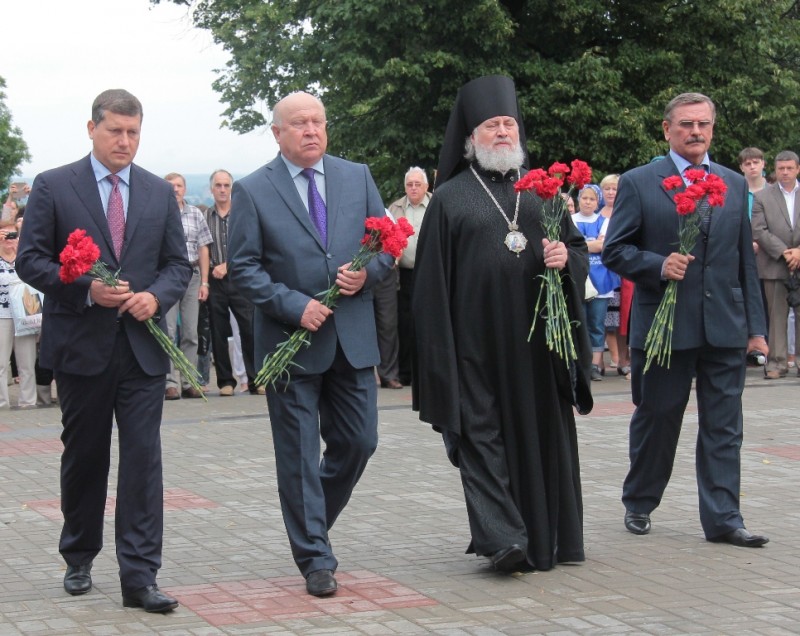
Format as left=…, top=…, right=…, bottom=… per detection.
left=107, top=174, right=125, bottom=259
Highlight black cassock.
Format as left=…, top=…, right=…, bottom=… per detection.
left=412, top=164, right=593, bottom=570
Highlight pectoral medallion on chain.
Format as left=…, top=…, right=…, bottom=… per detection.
left=504, top=226, right=528, bottom=255
left=470, top=164, right=527, bottom=256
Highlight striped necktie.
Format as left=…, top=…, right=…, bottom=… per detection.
left=106, top=174, right=125, bottom=258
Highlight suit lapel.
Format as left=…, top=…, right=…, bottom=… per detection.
left=769, top=184, right=793, bottom=231
left=266, top=157, right=326, bottom=250
left=655, top=156, right=681, bottom=206
left=70, top=156, right=117, bottom=260
left=323, top=156, right=341, bottom=247
left=123, top=165, right=150, bottom=264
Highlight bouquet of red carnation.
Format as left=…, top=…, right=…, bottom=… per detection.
left=59, top=229, right=206, bottom=399
left=255, top=215, right=414, bottom=388
left=515, top=159, right=592, bottom=361
left=644, top=170, right=727, bottom=371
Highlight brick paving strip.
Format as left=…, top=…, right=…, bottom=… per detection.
left=1, top=369, right=800, bottom=634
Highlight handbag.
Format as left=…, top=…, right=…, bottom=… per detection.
left=584, top=276, right=598, bottom=300
left=9, top=281, right=44, bottom=336
left=784, top=271, right=800, bottom=308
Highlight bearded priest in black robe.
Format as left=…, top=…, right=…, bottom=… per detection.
left=412, top=75, right=593, bottom=572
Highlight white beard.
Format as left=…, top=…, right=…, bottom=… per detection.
left=472, top=140, right=525, bottom=174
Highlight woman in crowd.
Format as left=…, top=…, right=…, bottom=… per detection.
left=572, top=184, right=618, bottom=380
left=0, top=221, right=37, bottom=408
left=598, top=174, right=631, bottom=377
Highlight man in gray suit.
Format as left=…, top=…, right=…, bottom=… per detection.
left=603, top=92, right=769, bottom=548
left=227, top=92, right=393, bottom=597
left=751, top=150, right=800, bottom=379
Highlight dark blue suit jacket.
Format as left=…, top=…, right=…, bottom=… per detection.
left=228, top=154, right=393, bottom=373
left=602, top=156, right=765, bottom=350
left=16, top=155, right=191, bottom=376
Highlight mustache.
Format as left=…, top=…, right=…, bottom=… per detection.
left=687, top=135, right=705, bottom=143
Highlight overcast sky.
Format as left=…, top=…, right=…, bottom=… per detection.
left=4, top=0, right=279, bottom=180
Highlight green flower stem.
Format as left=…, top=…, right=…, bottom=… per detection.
left=254, top=236, right=385, bottom=389
left=643, top=209, right=704, bottom=372
left=527, top=194, right=578, bottom=363
left=89, top=262, right=207, bottom=401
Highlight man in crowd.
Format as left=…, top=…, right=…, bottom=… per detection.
left=228, top=91, right=393, bottom=597
left=738, top=147, right=768, bottom=217
left=205, top=169, right=260, bottom=396
left=163, top=172, right=213, bottom=399
left=16, top=89, right=190, bottom=611
left=388, top=166, right=431, bottom=386
left=412, top=75, right=591, bottom=573
left=751, top=150, right=800, bottom=379
left=603, top=92, right=769, bottom=547
left=372, top=253, right=402, bottom=389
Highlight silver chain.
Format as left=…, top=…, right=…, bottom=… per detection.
left=470, top=164, right=521, bottom=230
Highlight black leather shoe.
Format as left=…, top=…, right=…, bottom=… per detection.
left=64, top=563, right=92, bottom=595
left=380, top=379, right=403, bottom=389
left=708, top=527, right=769, bottom=548
left=122, top=584, right=179, bottom=613
left=306, top=569, right=338, bottom=597
left=624, top=511, right=651, bottom=535
left=490, top=544, right=526, bottom=572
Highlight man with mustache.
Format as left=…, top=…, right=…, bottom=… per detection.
left=603, top=92, right=769, bottom=547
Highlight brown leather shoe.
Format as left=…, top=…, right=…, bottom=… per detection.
left=181, top=387, right=202, bottom=399
left=165, top=387, right=180, bottom=400
left=764, top=370, right=785, bottom=380
left=380, top=379, right=403, bottom=389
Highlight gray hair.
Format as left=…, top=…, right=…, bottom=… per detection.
left=91, top=89, right=143, bottom=125
left=209, top=169, right=234, bottom=185
left=663, top=92, right=716, bottom=122
left=775, top=150, right=800, bottom=164
left=405, top=166, right=428, bottom=184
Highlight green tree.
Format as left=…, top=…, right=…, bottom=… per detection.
left=155, top=0, right=800, bottom=198
left=0, top=76, right=31, bottom=192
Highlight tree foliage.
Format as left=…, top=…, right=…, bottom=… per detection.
left=155, top=0, right=800, bottom=199
left=0, top=76, right=31, bottom=191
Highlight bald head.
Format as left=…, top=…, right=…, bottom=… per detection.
left=271, top=92, right=328, bottom=168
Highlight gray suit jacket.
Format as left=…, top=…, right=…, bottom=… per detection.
left=16, top=155, right=191, bottom=376
left=751, top=182, right=800, bottom=280
left=228, top=154, right=393, bottom=373
left=602, top=156, right=764, bottom=351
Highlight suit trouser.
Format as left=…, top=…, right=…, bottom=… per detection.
left=763, top=279, right=800, bottom=372
left=208, top=276, right=256, bottom=389
left=623, top=345, right=746, bottom=538
left=397, top=267, right=414, bottom=383
left=165, top=268, right=201, bottom=390
left=56, top=328, right=166, bottom=593
left=372, top=268, right=400, bottom=381
left=266, top=345, right=378, bottom=576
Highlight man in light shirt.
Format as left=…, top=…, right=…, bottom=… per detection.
left=388, top=167, right=431, bottom=385
left=751, top=150, right=800, bottom=379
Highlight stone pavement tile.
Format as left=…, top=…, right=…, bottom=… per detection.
left=2, top=371, right=800, bottom=634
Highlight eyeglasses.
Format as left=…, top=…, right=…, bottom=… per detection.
left=676, top=120, right=713, bottom=131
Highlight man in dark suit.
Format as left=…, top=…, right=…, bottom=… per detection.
left=16, top=89, right=191, bottom=611
left=227, top=92, right=393, bottom=597
left=751, top=151, right=800, bottom=379
left=602, top=92, right=769, bottom=548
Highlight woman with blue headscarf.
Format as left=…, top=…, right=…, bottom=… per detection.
left=571, top=184, right=619, bottom=380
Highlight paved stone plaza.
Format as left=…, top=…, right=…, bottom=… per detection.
left=1, top=366, right=798, bottom=635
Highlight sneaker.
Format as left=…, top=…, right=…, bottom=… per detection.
left=591, top=365, right=603, bottom=381
left=219, top=385, right=235, bottom=396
